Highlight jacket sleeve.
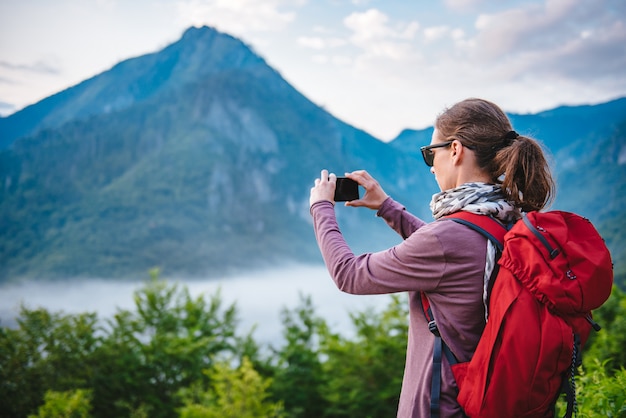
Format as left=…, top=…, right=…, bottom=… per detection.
left=376, top=197, right=427, bottom=239
left=310, top=200, right=445, bottom=295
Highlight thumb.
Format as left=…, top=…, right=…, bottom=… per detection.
left=345, top=199, right=365, bottom=207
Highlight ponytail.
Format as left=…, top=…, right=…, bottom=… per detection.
left=435, top=98, right=555, bottom=212
left=494, top=136, right=555, bottom=212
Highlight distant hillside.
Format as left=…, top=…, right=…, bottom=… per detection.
left=0, top=26, right=432, bottom=281
left=390, top=127, right=433, bottom=157
left=555, top=120, right=626, bottom=282
left=391, top=98, right=626, bottom=165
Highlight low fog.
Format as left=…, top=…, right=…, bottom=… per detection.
left=0, top=265, right=395, bottom=345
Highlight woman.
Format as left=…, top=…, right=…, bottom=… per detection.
left=309, top=98, right=555, bottom=417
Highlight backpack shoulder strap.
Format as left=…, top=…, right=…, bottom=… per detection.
left=444, top=211, right=508, bottom=251
left=420, top=292, right=458, bottom=418
left=425, top=212, right=509, bottom=418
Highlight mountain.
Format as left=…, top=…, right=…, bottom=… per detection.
left=0, top=26, right=434, bottom=281
left=0, top=27, right=273, bottom=149
left=1, top=26, right=624, bottom=285
left=390, top=127, right=433, bottom=157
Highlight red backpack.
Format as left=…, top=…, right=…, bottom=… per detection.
left=423, top=210, right=614, bottom=418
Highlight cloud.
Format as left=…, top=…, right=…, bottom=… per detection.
left=469, top=0, right=626, bottom=83
left=539, top=20, right=626, bottom=80
left=298, top=36, right=326, bottom=50
left=299, top=0, right=626, bottom=138
left=296, top=8, right=420, bottom=75
left=344, top=9, right=419, bottom=42
left=297, top=36, right=347, bottom=50
left=343, top=9, right=419, bottom=59
left=0, top=60, right=60, bottom=75
left=443, top=0, right=488, bottom=12
left=95, top=0, right=117, bottom=10
left=424, top=25, right=451, bottom=42
left=176, top=0, right=305, bottom=36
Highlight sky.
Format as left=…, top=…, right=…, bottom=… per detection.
left=1, top=0, right=625, bottom=141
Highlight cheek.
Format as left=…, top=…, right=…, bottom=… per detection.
left=431, top=167, right=445, bottom=190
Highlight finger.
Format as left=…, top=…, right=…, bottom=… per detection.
left=349, top=169, right=368, bottom=177
left=320, top=169, right=329, bottom=182
left=329, top=172, right=337, bottom=184
left=346, top=170, right=370, bottom=185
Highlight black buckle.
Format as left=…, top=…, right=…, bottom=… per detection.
left=428, top=320, right=440, bottom=336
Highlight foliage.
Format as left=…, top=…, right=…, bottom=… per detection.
left=1, top=276, right=625, bottom=418
left=178, top=357, right=284, bottom=418
left=0, top=273, right=252, bottom=418
left=269, top=295, right=328, bottom=418
left=584, top=286, right=626, bottom=373
left=89, top=270, right=250, bottom=418
left=555, top=361, right=626, bottom=418
left=0, top=307, right=100, bottom=417
left=553, top=285, right=626, bottom=417
left=574, top=362, right=626, bottom=418
left=267, top=294, right=408, bottom=418
left=318, top=295, right=408, bottom=418
left=27, top=389, right=92, bottom=418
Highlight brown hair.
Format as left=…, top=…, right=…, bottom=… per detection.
left=435, top=98, right=555, bottom=212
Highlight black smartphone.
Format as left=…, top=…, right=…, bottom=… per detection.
left=334, top=177, right=360, bottom=202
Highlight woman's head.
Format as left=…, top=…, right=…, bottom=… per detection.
left=432, top=98, right=555, bottom=212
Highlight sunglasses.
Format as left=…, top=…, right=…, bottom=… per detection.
left=420, top=141, right=454, bottom=167
left=420, top=140, right=476, bottom=167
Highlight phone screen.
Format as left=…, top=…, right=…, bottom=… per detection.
left=334, top=177, right=360, bottom=202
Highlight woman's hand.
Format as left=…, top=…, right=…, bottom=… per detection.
left=344, top=170, right=389, bottom=210
left=310, top=169, right=337, bottom=207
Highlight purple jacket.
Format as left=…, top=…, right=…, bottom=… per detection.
left=310, top=198, right=488, bottom=418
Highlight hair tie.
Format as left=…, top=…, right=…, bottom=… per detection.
left=501, top=130, right=519, bottom=146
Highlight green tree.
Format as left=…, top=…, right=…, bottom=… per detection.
left=555, top=286, right=626, bottom=417
left=319, top=295, right=408, bottom=418
left=575, top=361, right=626, bottom=417
left=269, top=295, right=328, bottom=418
left=90, top=272, right=249, bottom=418
left=3, top=278, right=624, bottom=418
left=584, top=285, right=626, bottom=373
left=27, top=389, right=92, bottom=418
left=555, top=361, right=626, bottom=417
left=178, top=357, right=284, bottom=418
left=0, top=308, right=100, bottom=418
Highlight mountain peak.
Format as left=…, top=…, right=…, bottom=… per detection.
left=166, top=25, right=267, bottom=77
left=0, top=26, right=268, bottom=148
left=183, top=24, right=217, bottom=36
left=181, top=25, right=222, bottom=41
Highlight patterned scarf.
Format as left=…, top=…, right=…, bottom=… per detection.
left=430, top=182, right=520, bottom=223
left=430, top=182, right=520, bottom=321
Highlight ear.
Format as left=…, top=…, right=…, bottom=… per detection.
left=450, top=140, right=464, bottom=165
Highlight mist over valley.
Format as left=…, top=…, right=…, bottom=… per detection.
left=0, top=265, right=394, bottom=346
